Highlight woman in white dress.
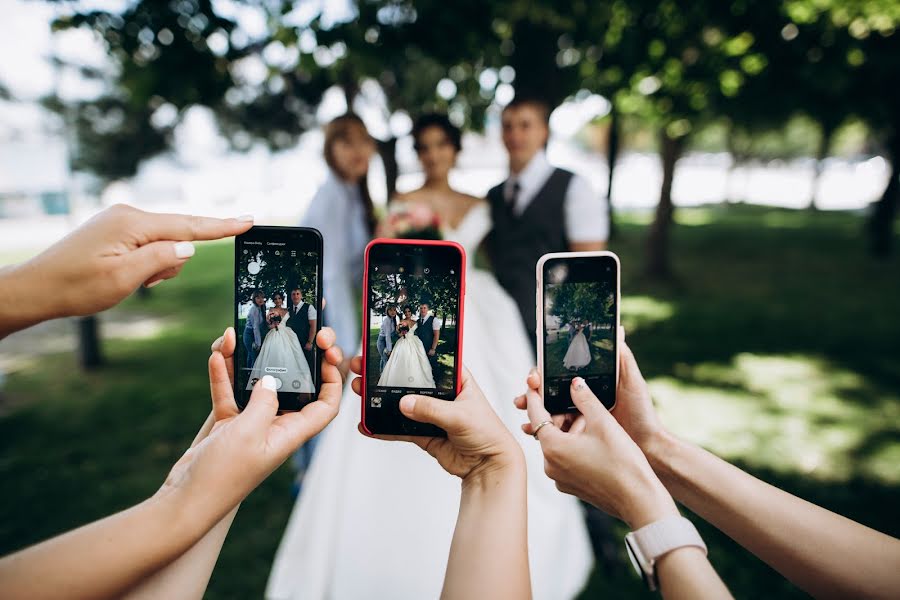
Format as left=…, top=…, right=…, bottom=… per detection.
left=377, top=320, right=436, bottom=388
left=267, top=115, right=591, bottom=600
left=247, top=292, right=314, bottom=393
left=564, top=322, right=593, bottom=371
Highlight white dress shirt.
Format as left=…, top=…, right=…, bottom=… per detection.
left=292, top=301, right=318, bottom=321
left=503, top=150, right=609, bottom=243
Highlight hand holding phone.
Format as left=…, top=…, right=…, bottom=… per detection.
left=360, top=239, right=466, bottom=436
left=536, top=251, right=620, bottom=414
left=234, top=226, right=324, bottom=412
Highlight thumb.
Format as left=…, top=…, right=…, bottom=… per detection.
left=126, top=240, right=196, bottom=286
left=399, top=394, right=459, bottom=431
left=569, top=377, right=608, bottom=424
left=241, top=375, right=280, bottom=428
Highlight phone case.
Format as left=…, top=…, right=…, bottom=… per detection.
left=360, top=238, right=466, bottom=435
left=535, top=250, right=621, bottom=412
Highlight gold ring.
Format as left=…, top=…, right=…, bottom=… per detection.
left=532, top=420, right=554, bottom=440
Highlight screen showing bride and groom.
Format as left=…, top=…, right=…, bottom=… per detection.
left=542, top=256, right=617, bottom=409
left=366, top=245, right=461, bottom=407
left=235, top=229, right=321, bottom=410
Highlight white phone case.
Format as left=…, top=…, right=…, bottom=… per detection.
left=535, top=250, right=621, bottom=411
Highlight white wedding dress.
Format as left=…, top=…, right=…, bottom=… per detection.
left=563, top=330, right=592, bottom=371
left=247, top=312, right=315, bottom=393
left=376, top=324, right=436, bottom=388
left=266, top=202, right=592, bottom=599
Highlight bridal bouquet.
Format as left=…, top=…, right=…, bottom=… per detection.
left=376, top=202, right=442, bottom=240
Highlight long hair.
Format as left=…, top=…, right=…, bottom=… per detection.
left=323, top=113, right=377, bottom=236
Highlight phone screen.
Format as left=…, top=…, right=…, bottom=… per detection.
left=541, top=254, right=618, bottom=412
left=363, top=241, right=464, bottom=435
left=234, top=226, right=323, bottom=411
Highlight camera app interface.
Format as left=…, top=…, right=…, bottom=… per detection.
left=236, top=230, right=320, bottom=409
left=366, top=244, right=461, bottom=412
left=543, top=255, right=617, bottom=410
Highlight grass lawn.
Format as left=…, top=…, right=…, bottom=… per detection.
left=545, top=331, right=616, bottom=378
left=1, top=205, right=899, bottom=599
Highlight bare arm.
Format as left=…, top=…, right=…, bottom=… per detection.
left=307, top=319, right=316, bottom=347
left=648, top=433, right=900, bottom=600
left=569, top=240, right=607, bottom=252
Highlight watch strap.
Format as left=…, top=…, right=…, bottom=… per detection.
left=632, top=515, right=707, bottom=561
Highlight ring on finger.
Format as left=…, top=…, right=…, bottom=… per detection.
left=532, top=420, right=554, bottom=440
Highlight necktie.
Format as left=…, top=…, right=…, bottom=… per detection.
left=507, top=180, right=521, bottom=216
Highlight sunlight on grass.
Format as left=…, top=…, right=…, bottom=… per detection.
left=676, top=208, right=716, bottom=226
left=621, top=295, right=675, bottom=331
left=651, top=353, right=900, bottom=484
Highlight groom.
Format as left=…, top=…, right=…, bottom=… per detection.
left=414, top=302, right=441, bottom=379
left=485, top=95, right=609, bottom=346
left=287, top=287, right=317, bottom=368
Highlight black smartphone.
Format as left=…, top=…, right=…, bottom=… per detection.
left=537, top=251, right=620, bottom=413
left=234, top=226, right=323, bottom=411
left=360, top=238, right=466, bottom=437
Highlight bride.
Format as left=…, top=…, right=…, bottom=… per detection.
left=267, top=115, right=591, bottom=599
left=564, top=321, right=593, bottom=371
left=246, top=292, right=314, bottom=393
left=377, top=318, right=436, bottom=388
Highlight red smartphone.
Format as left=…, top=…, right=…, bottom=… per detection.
left=360, top=238, right=466, bottom=437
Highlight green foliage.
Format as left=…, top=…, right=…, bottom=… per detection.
left=368, top=270, right=459, bottom=322
left=546, top=282, right=614, bottom=326
left=238, top=249, right=318, bottom=305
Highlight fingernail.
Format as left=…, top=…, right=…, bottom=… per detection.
left=145, top=279, right=163, bottom=288
left=174, top=241, right=195, bottom=259
left=236, top=214, right=254, bottom=223
left=399, top=395, right=416, bottom=412
left=572, top=377, right=586, bottom=390
left=261, top=375, right=277, bottom=391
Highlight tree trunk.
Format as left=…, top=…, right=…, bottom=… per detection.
left=809, top=123, right=834, bottom=210
left=378, top=137, right=399, bottom=202
left=646, top=129, right=684, bottom=280
left=605, top=107, right=619, bottom=240
left=868, top=129, right=900, bottom=257
left=78, top=315, right=103, bottom=369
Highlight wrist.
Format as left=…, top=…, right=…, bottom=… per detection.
left=644, top=429, right=682, bottom=486
left=619, top=470, right=680, bottom=530
left=0, top=263, right=56, bottom=337
left=462, top=444, right=526, bottom=494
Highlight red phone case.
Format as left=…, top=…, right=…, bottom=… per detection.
left=360, top=238, right=466, bottom=435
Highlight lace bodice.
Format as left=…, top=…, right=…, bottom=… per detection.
left=441, top=202, right=492, bottom=259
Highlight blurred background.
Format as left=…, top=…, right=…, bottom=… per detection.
left=1, top=0, right=898, bottom=597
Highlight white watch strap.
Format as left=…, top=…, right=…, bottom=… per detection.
left=632, top=515, right=707, bottom=562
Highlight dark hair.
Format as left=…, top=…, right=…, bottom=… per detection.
left=419, top=302, right=430, bottom=309
left=273, top=291, right=284, bottom=300
left=412, top=113, right=462, bottom=153
left=251, top=289, right=266, bottom=301
left=503, top=95, right=552, bottom=126
left=323, top=113, right=377, bottom=236
left=403, top=305, right=413, bottom=313
left=386, top=305, right=398, bottom=315
left=291, top=287, right=302, bottom=294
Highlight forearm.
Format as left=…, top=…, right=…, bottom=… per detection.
left=0, top=263, right=59, bottom=339
left=442, top=458, right=530, bottom=600
left=307, top=320, right=316, bottom=345
left=649, top=432, right=900, bottom=599
left=0, top=489, right=208, bottom=600
left=122, top=506, right=239, bottom=600
left=656, top=547, right=732, bottom=600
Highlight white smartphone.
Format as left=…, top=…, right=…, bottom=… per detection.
left=536, top=251, right=620, bottom=413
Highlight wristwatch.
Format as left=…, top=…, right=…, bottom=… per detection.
left=624, top=515, right=707, bottom=591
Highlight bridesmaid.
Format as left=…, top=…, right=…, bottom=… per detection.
left=294, top=113, right=376, bottom=493
left=301, top=113, right=376, bottom=374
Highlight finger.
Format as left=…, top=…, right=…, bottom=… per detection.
left=324, top=345, right=343, bottom=367
left=240, top=376, right=279, bottom=428
left=513, top=393, right=527, bottom=410
left=526, top=368, right=541, bottom=391
left=190, top=412, right=216, bottom=448
left=399, top=394, right=460, bottom=431
left=143, top=212, right=254, bottom=243
left=522, top=422, right=535, bottom=435
left=124, top=241, right=196, bottom=289
left=142, top=264, right=185, bottom=288
left=351, top=376, right=362, bottom=396
left=349, top=355, right=363, bottom=376
left=552, top=413, right=571, bottom=431
left=220, top=327, right=236, bottom=358
left=568, top=416, right=587, bottom=435
left=619, top=339, right=647, bottom=388
left=356, top=423, right=434, bottom=452
left=315, top=327, right=336, bottom=350
left=524, top=388, right=553, bottom=430
left=569, top=377, right=607, bottom=423
left=211, top=334, right=225, bottom=353
left=270, top=388, right=340, bottom=454
left=209, top=350, right=239, bottom=419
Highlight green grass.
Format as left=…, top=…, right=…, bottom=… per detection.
left=1, top=206, right=899, bottom=599
left=545, top=331, right=615, bottom=378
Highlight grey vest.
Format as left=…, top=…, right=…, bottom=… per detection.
left=486, top=168, right=573, bottom=337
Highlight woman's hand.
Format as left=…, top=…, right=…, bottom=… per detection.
left=2, top=204, right=253, bottom=338
left=159, top=326, right=343, bottom=528
left=351, top=360, right=524, bottom=484
left=515, top=364, right=677, bottom=529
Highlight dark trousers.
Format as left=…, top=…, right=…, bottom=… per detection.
left=242, top=326, right=258, bottom=369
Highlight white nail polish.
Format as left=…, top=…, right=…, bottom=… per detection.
left=261, top=375, right=277, bottom=391
left=145, top=279, right=163, bottom=288
left=174, top=241, right=195, bottom=259
left=236, top=214, right=254, bottom=223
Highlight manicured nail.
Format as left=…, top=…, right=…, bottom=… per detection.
left=174, top=241, right=195, bottom=259
left=145, top=279, right=163, bottom=288
left=572, top=377, right=586, bottom=390
left=261, top=375, right=277, bottom=391
left=399, top=395, right=416, bottom=412
left=236, top=214, right=254, bottom=223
